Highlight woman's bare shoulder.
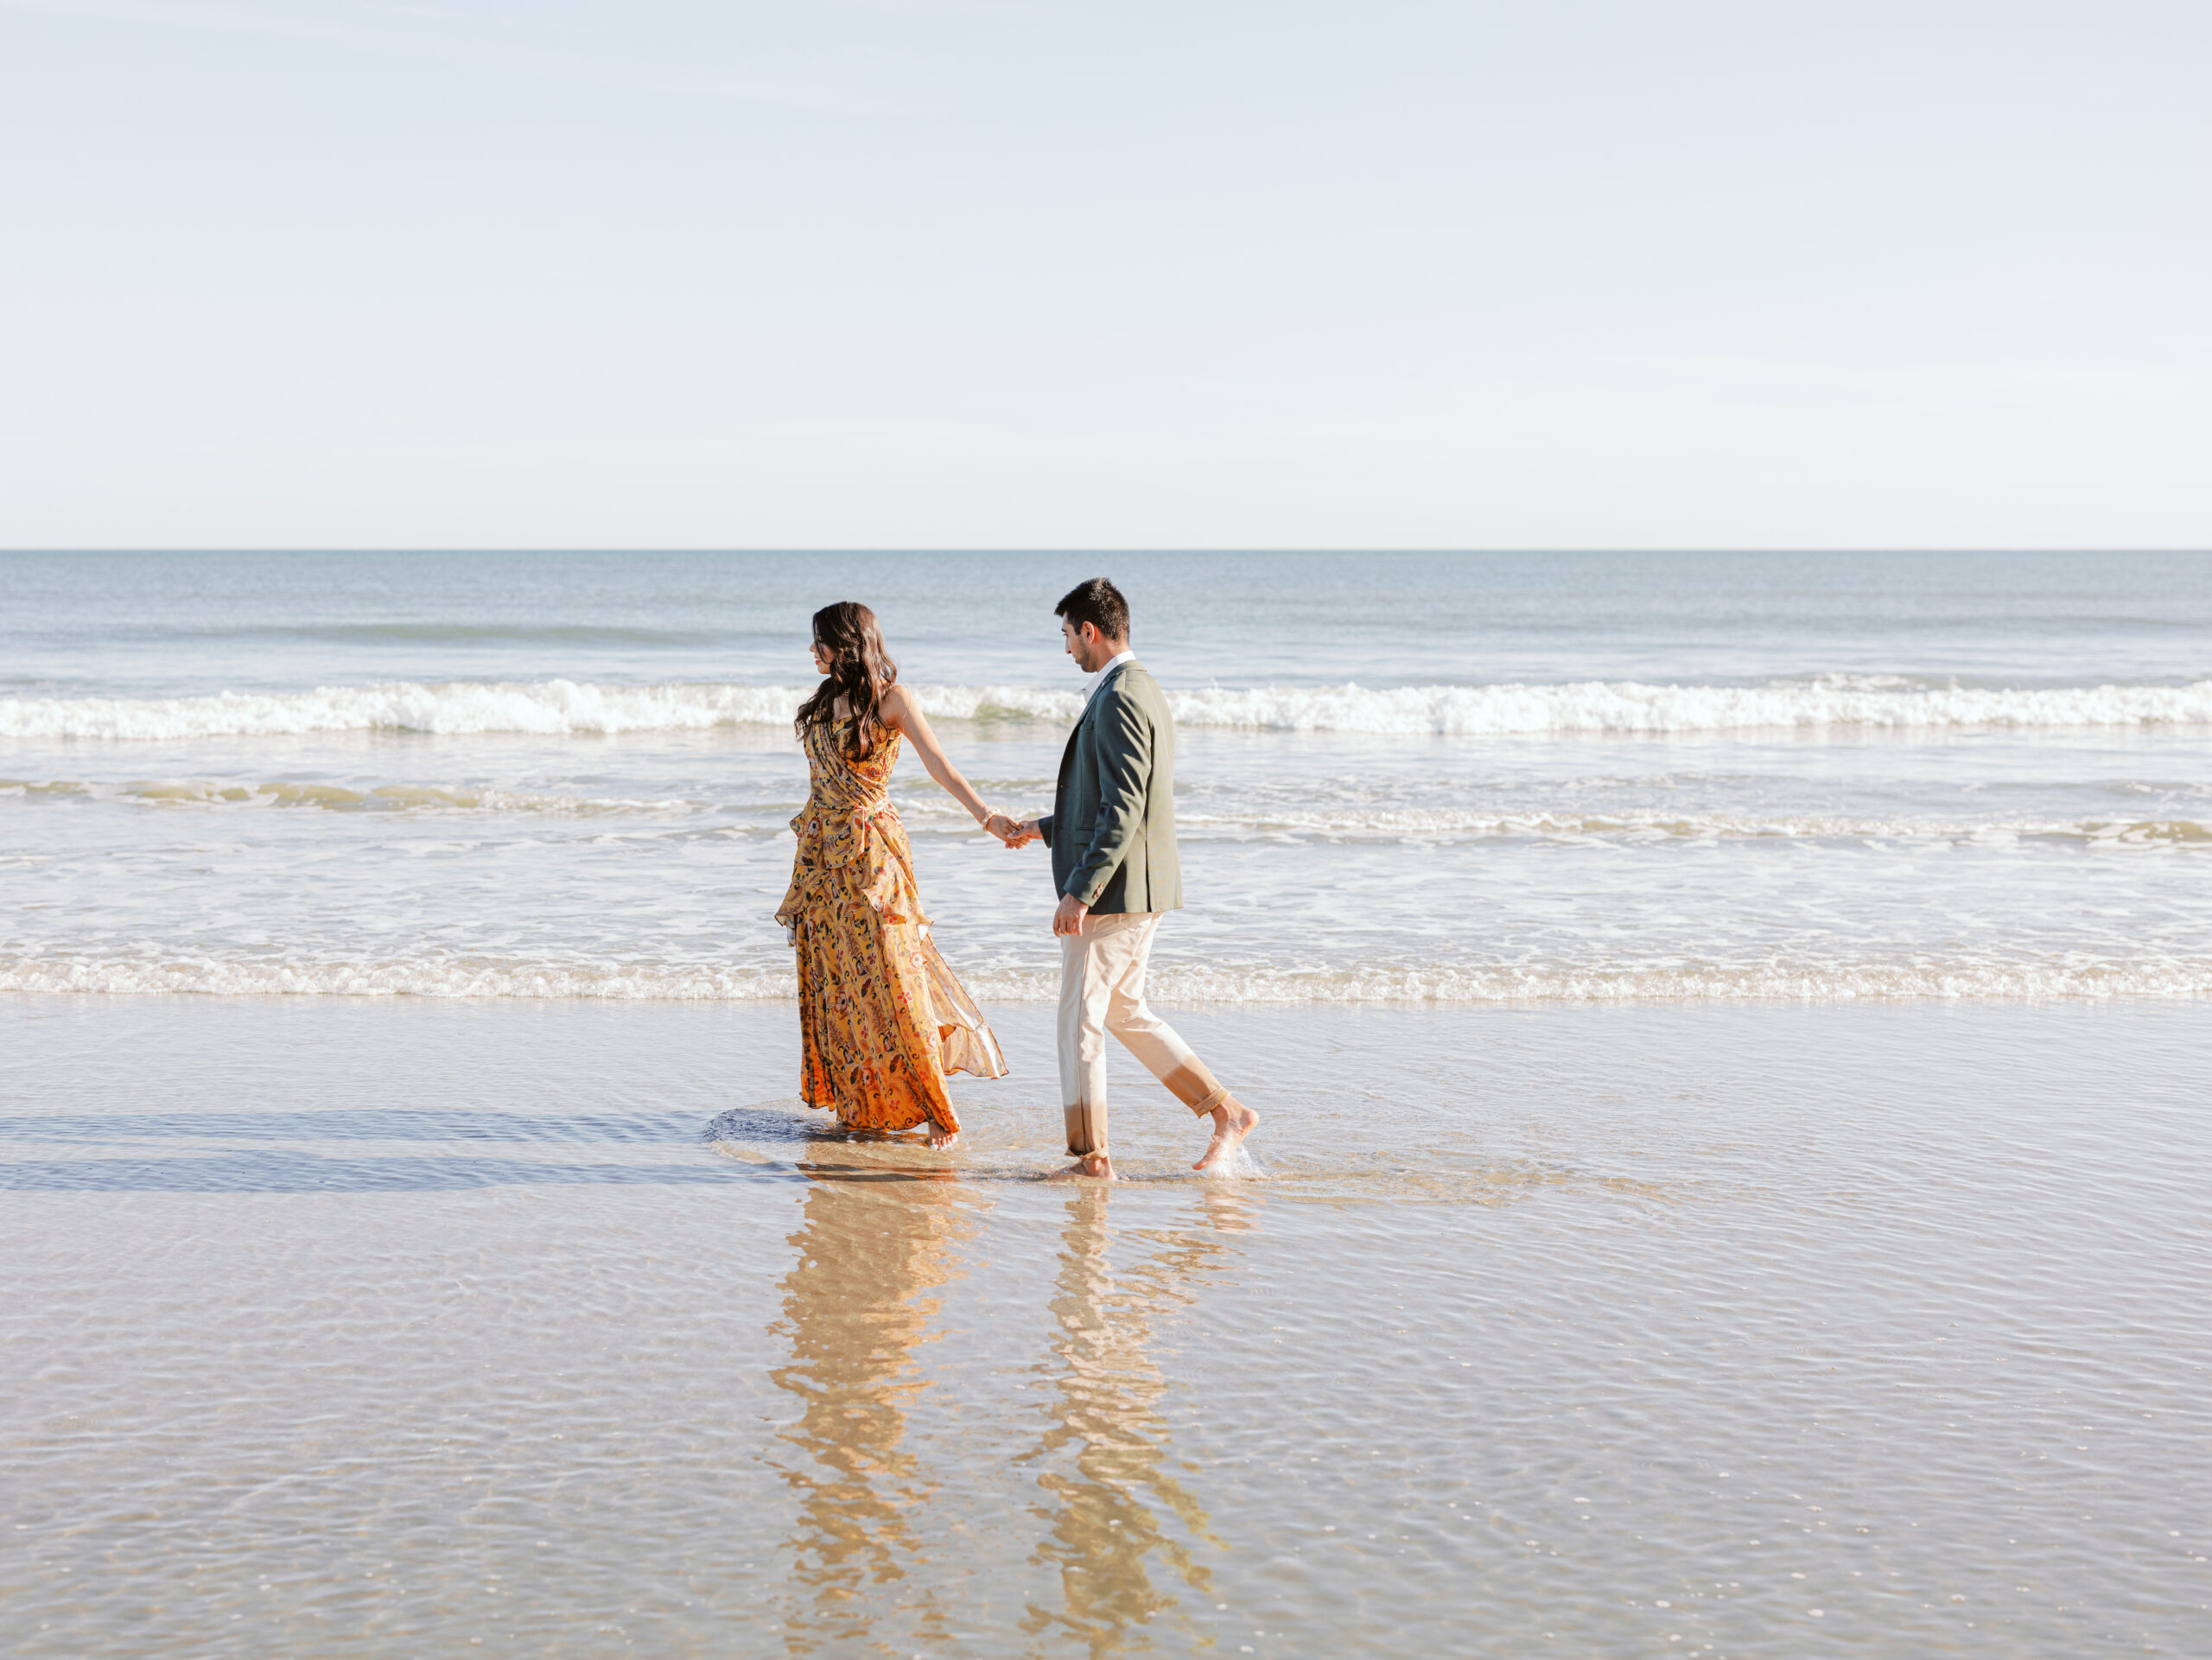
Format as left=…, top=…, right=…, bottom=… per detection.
left=877, top=682, right=921, bottom=722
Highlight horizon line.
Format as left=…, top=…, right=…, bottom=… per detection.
left=6, top=546, right=2210, bottom=558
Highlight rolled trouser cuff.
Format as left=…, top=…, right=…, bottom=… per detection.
left=1065, top=1101, right=1108, bottom=1157
left=1155, top=1054, right=1229, bottom=1117
left=1185, top=1083, right=1230, bottom=1116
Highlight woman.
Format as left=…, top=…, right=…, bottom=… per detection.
left=775, top=601, right=1014, bottom=1148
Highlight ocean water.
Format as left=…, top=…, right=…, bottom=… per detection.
left=3, top=550, right=2208, bottom=1004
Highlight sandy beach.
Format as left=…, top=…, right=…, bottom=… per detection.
left=3, top=994, right=2206, bottom=1656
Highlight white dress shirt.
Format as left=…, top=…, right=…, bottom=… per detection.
left=1081, top=649, right=1136, bottom=710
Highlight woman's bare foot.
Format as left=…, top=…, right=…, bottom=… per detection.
left=1193, top=1098, right=1259, bottom=1172
left=1057, top=1151, right=1116, bottom=1180
left=925, top=1123, right=958, bottom=1149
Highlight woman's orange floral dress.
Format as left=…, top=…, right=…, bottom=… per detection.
left=775, top=716, right=1006, bottom=1132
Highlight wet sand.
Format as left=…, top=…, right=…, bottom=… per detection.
left=2, top=995, right=2208, bottom=1656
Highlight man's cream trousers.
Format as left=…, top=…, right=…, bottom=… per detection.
left=1058, top=911, right=1229, bottom=1156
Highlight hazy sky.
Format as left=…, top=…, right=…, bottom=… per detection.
left=3, top=0, right=2206, bottom=549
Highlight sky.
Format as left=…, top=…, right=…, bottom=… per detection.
left=1, top=0, right=2207, bottom=550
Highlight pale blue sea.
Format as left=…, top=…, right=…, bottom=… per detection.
left=3, top=550, right=2208, bottom=1002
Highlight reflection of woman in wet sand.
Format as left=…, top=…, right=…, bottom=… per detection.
left=767, top=1157, right=976, bottom=1648
left=1020, top=1185, right=1249, bottom=1651
left=762, top=1139, right=1253, bottom=1654
left=777, top=601, right=1016, bottom=1148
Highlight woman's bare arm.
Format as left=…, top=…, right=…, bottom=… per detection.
left=880, top=684, right=1020, bottom=843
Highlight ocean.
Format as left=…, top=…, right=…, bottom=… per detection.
left=3, top=549, right=2208, bottom=1002
left=4, top=550, right=2209, bottom=1657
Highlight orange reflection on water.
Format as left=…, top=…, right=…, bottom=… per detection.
left=766, top=1151, right=975, bottom=1652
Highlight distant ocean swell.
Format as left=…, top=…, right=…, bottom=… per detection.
left=0, top=778, right=703, bottom=815
left=7, top=954, right=2207, bottom=1002
left=7, top=677, right=2212, bottom=740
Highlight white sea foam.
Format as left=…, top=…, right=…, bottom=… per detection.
left=0, top=680, right=804, bottom=740
left=6, top=953, right=2206, bottom=1003
left=7, top=775, right=2200, bottom=846
left=1147, top=677, right=2212, bottom=734
left=7, top=675, right=2212, bottom=741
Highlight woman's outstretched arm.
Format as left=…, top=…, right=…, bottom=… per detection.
left=880, top=684, right=1023, bottom=843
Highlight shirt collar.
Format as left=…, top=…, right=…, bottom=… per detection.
left=1082, top=649, right=1136, bottom=708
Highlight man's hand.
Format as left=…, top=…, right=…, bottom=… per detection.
left=1052, top=894, right=1090, bottom=937
left=999, top=816, right=1042, bottom=849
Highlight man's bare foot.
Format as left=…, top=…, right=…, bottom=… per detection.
left=925, top=1123, right=958, bottom=1149
left=1193, top=1098, right=1259, bottom=1172
left=1056, top=1151, right=1116, bottom=1180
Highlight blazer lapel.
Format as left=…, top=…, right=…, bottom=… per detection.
left=1056, top=660, right=1130, bottom=806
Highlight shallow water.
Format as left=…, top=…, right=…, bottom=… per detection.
left=3, top=995, right=2207, bottom=1656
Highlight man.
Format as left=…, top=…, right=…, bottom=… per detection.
left=1008, top=578, right=1260, bottom=1180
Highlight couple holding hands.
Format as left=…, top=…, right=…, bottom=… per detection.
left=773, top=577, right=1260, bottom=1180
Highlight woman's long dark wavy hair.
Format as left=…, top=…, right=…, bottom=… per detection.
left=795, top=601, right=899, bottom=760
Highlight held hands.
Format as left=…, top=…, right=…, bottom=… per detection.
left=976, top=811, right=1076, bottom=930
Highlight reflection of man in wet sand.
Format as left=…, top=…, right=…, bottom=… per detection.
left=1020, top=1184, right=1245, bottom=1649
left=1007, top=578, right=1261, bottom=1180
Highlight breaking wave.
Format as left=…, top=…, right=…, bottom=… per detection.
left=5, top=675, right=2212, bottom=741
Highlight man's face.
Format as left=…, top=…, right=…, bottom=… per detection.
left=1062, top=618, right=1108, bottom=673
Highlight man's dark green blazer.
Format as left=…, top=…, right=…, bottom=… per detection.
left=1036, top=658, right=1182, bottom=915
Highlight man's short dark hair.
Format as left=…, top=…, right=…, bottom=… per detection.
left=1054, top=577, right=1130, bottom=643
